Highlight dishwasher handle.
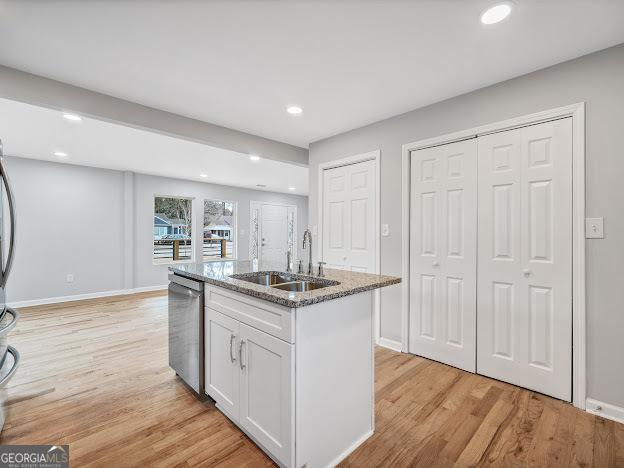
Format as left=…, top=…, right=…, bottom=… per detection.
left=168, top=273, right=203, bottom=292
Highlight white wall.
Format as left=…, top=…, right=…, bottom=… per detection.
left=4, top=157, right=308, bottom=303
left=132, top=172, right=308, bottom=288
left=309, top=43, right=624, bottom=409
left=5, top=157, right=126, bottom=302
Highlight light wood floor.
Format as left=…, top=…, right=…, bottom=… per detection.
left=3, top=292, right=623, bottom=467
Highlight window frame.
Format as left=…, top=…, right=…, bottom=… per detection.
left=202, top=198, right=238, bottom=262
left=152, top=194, right=195, bottom=265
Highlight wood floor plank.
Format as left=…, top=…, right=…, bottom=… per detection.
left=594, top=417, right=617, bottom=468
left=2, top=292, right=622, bottom=467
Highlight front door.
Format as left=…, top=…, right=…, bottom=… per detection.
left=259, top=204, right=289, bottom=265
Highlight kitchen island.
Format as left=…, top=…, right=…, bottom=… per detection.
left=170, top=261, right=400, bottom=468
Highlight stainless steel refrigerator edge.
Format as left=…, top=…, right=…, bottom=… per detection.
left=0, top=139, right=20, bottom=433
left=168, top=273, right=205, bottom=397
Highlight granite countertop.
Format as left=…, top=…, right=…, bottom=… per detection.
left=169, top=260, right=401, bottom=308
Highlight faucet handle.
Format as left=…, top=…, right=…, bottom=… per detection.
left=297, top=259, right=304, bottom=274
left=317, top=261, right=326, bottom=277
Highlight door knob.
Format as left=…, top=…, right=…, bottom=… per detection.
left=523, top=268, right=531, bottom=277
left=432, top=261, right=439, bottom=267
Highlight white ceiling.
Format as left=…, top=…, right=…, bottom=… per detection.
left=0, top=98, right=309, bottom=194
left=1, top=1, right=624, bottom=148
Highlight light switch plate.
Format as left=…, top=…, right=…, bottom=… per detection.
left=585, top=217, right=604, bottom=239
left=381, top=224, right=390, bottom=237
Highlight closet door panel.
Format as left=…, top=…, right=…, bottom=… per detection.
left=477, top=118, right=572, bottom=401
left=409, top=139, right=477, bottom=372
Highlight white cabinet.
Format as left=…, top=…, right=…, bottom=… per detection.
left=205, top=308, right=240, bottom=418
left=204, top=285, right=375, bottom=468
left=205, top=307, right=294, bottom=467
left=239, top=323, right=294, bottom=465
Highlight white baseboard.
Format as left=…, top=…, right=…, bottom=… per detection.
left=327, top=429, right=374, bottom=468
left=586, top=398, right=624, bottom=424
left=131, top=285, right=169, bottom=294
left=378, top=337, right=403, bottom=353
left=8, top=284, right=168, bottom=309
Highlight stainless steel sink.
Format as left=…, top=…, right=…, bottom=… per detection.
left=229, top=271, right=339, bottom=292
left=232, top=272, right=295, bottom=286
left=270, top=281, right=329, bottom=292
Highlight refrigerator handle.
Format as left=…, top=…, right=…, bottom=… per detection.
left=0, top=346, right=20, bottom=386
left=0, top=142, right=16, bottom=289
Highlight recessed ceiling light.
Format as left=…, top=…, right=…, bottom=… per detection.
left=288, top=187, right=296, bottom=191
left=249, top=155, right=261, bottom=161
left=54, top=151, right=68, bottom=158
left=200, top=173, right=208, bottom=178
left=63, top=113, right=82, bottom=121
left=480, top=2, right=512, bottom=25
left=256, top=184, right=267, bottom=188
left=286, top=106, right=303, bottom=115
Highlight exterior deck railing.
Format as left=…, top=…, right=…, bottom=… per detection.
left=153, top=238, right=233, bottom=262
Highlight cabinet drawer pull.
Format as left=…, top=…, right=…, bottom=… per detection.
left=229, top=334, right=237, bottom=363
left=239, top=340, right=246, bottom=370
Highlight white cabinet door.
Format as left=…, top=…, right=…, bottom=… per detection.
left=408, top=139, right=477, bottom=372
left=477, top=118, right=572, bottom=401
left=322, top=159, right=376, bottom=272
left=205, top=308, right=240, bottom=419
left=239, top=323, right=294, bottom=467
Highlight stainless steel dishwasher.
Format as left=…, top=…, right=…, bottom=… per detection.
left=168, top=274, right=204, bottom=397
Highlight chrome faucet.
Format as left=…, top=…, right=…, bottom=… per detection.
left=302, top=229, right=313, bottom=275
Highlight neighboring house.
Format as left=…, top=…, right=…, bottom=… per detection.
left=154, top=213, right=189, bottom=239
left=204, top=215, right=232, bottom=239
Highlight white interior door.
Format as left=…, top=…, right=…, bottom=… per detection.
left=322, top=159, right=376, bottom=272
left=205, top=308, right=240, bottom=419
left=239, top=323, right=294, bottom=467
left=477, top=118, right=572, bottom=401
left=408, top=139, right=477, bottom=372
left=259, top=204, right=289, bottom=265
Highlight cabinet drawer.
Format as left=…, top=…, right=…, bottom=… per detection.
left=205, top=286, right=294, bottom=343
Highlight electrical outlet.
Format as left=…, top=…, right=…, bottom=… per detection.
left=585, top=217, right=604, bottom=239
left=66, top=274, right=74, bottom=283
left=381, top=224, right=390, bottom=237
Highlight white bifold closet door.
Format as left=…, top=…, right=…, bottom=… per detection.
left=409, top=139, right=477, bottom=372
left=476, top=118, right=572, bottom=401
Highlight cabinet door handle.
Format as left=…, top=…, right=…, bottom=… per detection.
left=239, top=339, right=246, bottom=370
left=229, top=334, right=237, bottom=363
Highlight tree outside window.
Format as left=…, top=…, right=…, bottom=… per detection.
left=203, top=200, right=235, bottom=259
left=153, top=197, right=193, bottom=263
